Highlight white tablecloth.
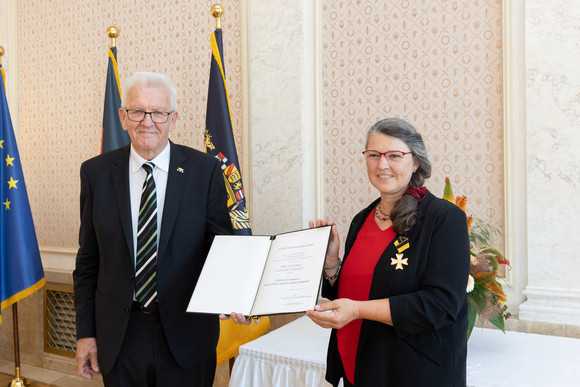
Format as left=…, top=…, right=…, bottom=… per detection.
left=467, top=327, right=580, bottom=387
left=230, top=316, right=580, bottom=387
left=229, top=316, right=333, bottom=387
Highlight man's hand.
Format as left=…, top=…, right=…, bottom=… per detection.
left=76, top=337, right=101, bottom=379
left=219, top=312, right=261, bottom=325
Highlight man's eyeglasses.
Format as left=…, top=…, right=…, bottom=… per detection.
left=123, top=108, right=173, bottom=123
left=362, top=150, right=412, bottom=164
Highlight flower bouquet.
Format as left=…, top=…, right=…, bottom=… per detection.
left=443, top=177, right=511, bottom=339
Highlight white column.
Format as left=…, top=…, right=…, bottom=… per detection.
left=519, top=0, right=580, bottom=326
left=242, top=0, right=321, bottom=235
left=502, top=0, right=528, bottom=313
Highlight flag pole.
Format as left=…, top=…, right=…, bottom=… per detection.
left=0, top=46, right=45, bottom=387
left=0, top=47, right=33, bottom=387
left=211, top=3, right=223, bottom=29
left=8, top=304, right=33, bottom=387
left=1, top=47, right=34, bottom=387
left=209, top=2, right=232, bottom=372
left=107, top=26, right=119, bottom=48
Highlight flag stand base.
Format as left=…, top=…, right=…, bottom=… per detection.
left=7, top=304, right=36, bottom=387
left=7, top=367, right=35, bottom=387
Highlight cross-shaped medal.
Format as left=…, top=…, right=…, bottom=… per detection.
left=391, top=253, right=408, bottom=270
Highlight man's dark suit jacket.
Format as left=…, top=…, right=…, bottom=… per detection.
left=322, top=191, right=470, bottom=387
left=73, top=141, right=233, bottom=374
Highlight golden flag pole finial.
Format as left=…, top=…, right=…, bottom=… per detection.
left=106, top=26, right=120, bottom=48
left=0, top=46, right=4, bottom=64
left=211, top=4, right=224, bottom=30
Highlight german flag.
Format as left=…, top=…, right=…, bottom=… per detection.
left=101, top=46, right=129, bottom=153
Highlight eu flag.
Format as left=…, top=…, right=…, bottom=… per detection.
left=0, top=65, right=45, bottom=324
left=101, top=46, right=129, bottom=153
left=205, top=29, right=251, bottom=235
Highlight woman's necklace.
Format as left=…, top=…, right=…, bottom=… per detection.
left=374, top=201, right=391, bottom=221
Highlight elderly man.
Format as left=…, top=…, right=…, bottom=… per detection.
left=73, top=72, right=236, bottom=386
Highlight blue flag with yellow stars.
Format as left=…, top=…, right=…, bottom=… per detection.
left=0, top=65, right=45, bottom=324
left=204, top=29, right=251, bottom=235
left=101, top=46, right=129, bottom=153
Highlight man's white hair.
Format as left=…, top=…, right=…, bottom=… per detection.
left=122, top=72, right=177, bottom=110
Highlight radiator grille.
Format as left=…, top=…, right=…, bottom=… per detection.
left=44, top=284, right=76, bottom=357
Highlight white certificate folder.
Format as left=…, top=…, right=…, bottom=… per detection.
left=187, top=226, right=332, bottom=318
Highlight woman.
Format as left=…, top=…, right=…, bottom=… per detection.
left=306, top=118, right=470, bottom=386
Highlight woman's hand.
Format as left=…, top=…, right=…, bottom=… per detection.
left=219, top=312, right=261, bottom=325
left=305, top=299, right=360, bottom=330
left=308, top=219, right=340, bottom=267
left=307, top=298, right=393, bottom=328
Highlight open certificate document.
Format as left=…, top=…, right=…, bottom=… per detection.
left=187, top=226, right=332, bottom=317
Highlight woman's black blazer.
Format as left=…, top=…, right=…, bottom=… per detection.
left=322, top=190, right=470, bottom=387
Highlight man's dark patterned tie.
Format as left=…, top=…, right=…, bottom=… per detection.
left=135, top=162, right=158, bottom=307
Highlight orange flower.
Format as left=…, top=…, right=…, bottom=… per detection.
left=486, top=280, right=508, bottom=306
left=455, top=195, right=467, bottom=212
left=466, top=215, right=473, bottom=233
left=443, top=176, right=510, bottom=337
left=473, top=271, right=496, bottom=281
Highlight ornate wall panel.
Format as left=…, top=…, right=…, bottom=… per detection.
left=322, top=0, right=504, bottom=250
left=17, top=0, right=242, bottom=248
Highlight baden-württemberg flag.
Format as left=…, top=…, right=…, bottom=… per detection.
left=204, top=28, right=251, bottom=235
left=101, top=46, right=129, bottom=153
left=206, top=27, right=269, bottom=366
left=0, top=65, right=45, bottom=324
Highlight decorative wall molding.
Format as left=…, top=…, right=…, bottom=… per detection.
left=520, top=286, right=580, bottom=326
left=240, top=0, right=252, bottom=221
left=40, top=247, right=77, bottom=272
left=502, top=0, right=528, bottom=310
left=313, top=0, right=324, bottom=220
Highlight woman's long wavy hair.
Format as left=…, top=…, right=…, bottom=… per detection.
left=365, top=118, right=432, bottom=234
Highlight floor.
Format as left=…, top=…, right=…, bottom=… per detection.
left=0, top=373, right=50, bottom=387
left=3, top=319, right=580, bottom=387
left=0, top=359, right=231, bottom=387
left=0, top=313, right=299, bottom=387
left=0, top=360, right=102, bottom=387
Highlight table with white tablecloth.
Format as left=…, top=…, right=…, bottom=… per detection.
left=229, top=316, right=333, bottom=387
left=230, top=315, right=580, bottom=387
left=466, top=326, right=580, bottom=386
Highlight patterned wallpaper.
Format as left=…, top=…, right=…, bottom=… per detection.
left=17, top=0, right=242, bottom=248
left=16, top=0, right=504, bottom=254
left=321, top=0, right=505, bottom=247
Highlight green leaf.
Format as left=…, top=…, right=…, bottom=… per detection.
left=469, top=218, right=501, bottom=248
left=488, top=313, right=505, bottom=333
left=467, top=302, right=477, bottom=340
